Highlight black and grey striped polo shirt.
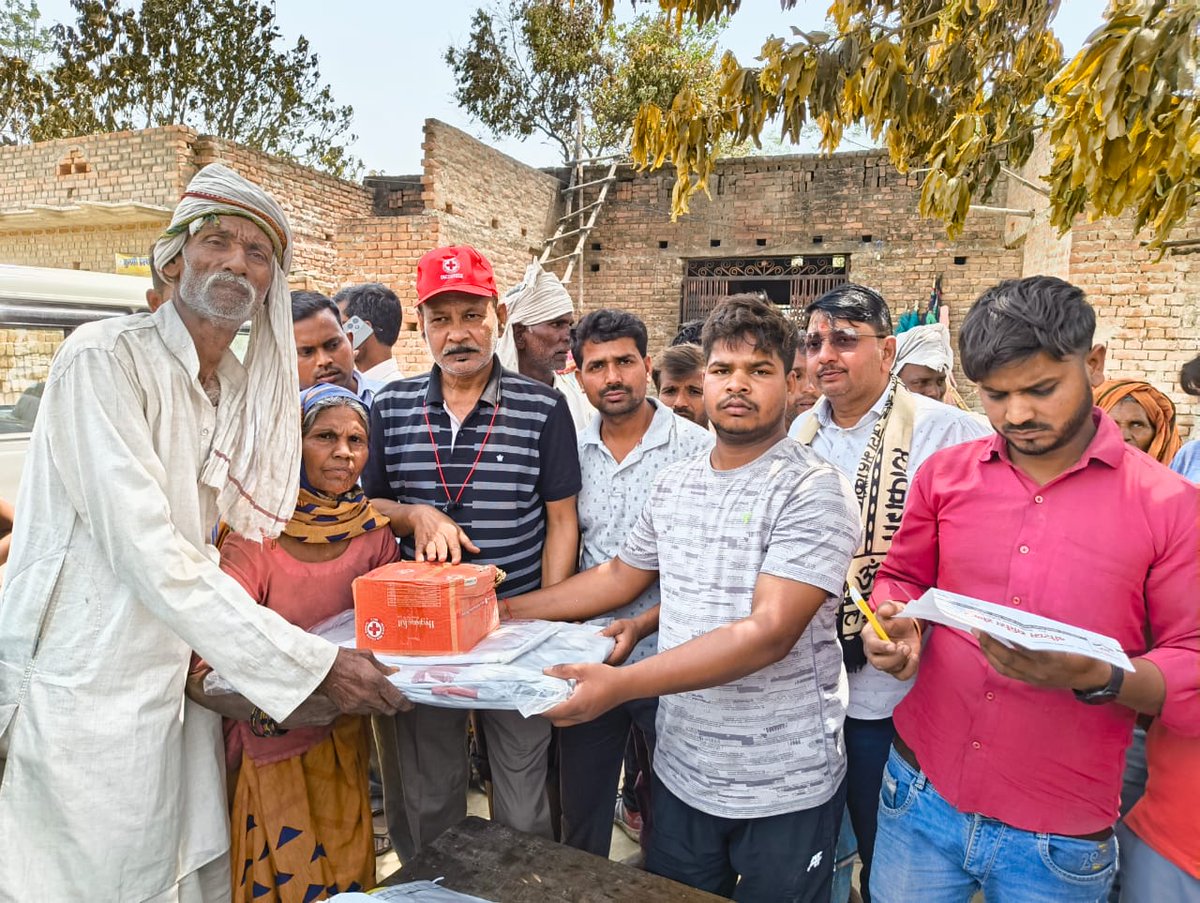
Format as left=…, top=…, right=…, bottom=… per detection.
left=363, top=357, right=581, bottom=597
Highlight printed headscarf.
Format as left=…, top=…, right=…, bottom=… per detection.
left=1094, top=379, right=1182, bottom=465
left=154, top=162, right=300, bottom=540
left=283, top=384, right=388, bottom=543
left=496, top=261, right=574, bottom=371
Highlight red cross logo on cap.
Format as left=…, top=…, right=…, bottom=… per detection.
left=442, top=256, right=460, bottom=275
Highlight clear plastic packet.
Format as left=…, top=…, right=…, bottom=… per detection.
left=203, top=614, right=614, bottom=717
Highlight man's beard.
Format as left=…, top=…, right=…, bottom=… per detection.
left=177, top=260, right=260, bottom=325
left=1003, top=390, right=1094, bottom=457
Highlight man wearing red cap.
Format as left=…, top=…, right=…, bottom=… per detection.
left=363, top=245, right=582, bottom=855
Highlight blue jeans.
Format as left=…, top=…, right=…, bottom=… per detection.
left=843, top=715, right=894, bottom=903
left=872, top=746, right=1117, bottom=903
left=647, top=774, right=847, bottom=902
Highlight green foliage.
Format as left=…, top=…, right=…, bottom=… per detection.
left=0, top=1, right=52, bottom=143
left=1046, top=0, right=1198, bottom=250
left=16, top=0, right=359, bottom=178
left=612, top=0, right=1197, bottom=250
left=447, top=0, right=725, bottom=162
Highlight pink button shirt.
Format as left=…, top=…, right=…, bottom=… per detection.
left=875, top=411, right=1200, bottom=835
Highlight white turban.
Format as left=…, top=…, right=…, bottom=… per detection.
left=153, top=162, right=301, bottom=541
left=893, top=323, right=954, bottom=376
left=496, top=261, right=575, bottom=371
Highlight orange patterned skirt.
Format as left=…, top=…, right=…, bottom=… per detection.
left=229, top=716, right=375, bottom=902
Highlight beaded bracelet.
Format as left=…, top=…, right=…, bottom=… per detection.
left=249, top=707, right=288, bottom=738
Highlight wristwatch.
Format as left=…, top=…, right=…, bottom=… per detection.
left=1073, top=664, right=1125, bottom=705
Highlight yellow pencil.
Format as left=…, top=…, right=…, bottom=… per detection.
left=850, top=586, right=892, bottom=643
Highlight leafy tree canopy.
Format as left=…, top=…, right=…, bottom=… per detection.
left=1, top=0, right=359, bottom=177
left=599, top=0, right=1197, bottom=250
left=447, top=0, right=725, bottom=162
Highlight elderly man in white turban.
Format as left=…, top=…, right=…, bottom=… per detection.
left=0, top=163, right=407, bottom=902
left=892, top=321, right=970, bottom=408
left=498, top=262, right=595, bottom=429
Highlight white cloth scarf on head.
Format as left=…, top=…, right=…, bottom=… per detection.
left=496, top=261, right=575, bottom=371
left=154, top=162, right=301, bottom=541
left=892, top=322, right=954, bottom=376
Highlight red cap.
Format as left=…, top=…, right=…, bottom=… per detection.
left=415, top=245, right=498, bottom=305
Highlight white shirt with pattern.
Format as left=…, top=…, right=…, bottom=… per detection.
left=788, top=385, right=993, bottom=719
left=578, top=398, right=713, bottom=664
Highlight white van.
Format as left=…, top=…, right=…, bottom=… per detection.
left=0, top=264, right=152, bottom=501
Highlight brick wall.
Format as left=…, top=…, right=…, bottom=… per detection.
left=1069, top=213, right=1199, bottom=437
left=0, top=223, right=165, bottom=272
left=332, top=213, right=443, bottom=374
left=1006, top=139, right=1072, bottom=280
left=578, top=151, right=1024, bottom=405
left=0, top=125, right=194, bottom=209
left=422, top=120, right=562, bottom=295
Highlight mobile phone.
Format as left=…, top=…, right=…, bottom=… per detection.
left=344, top=315, right=372, bottom=350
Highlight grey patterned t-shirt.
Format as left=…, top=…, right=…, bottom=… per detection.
left=619, top=437, right=860, bottom=819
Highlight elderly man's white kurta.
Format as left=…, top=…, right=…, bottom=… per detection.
left=0, top=304, right=338, bottom=901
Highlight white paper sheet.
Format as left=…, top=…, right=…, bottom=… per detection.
left=897, top=588, right=1134, bottom=671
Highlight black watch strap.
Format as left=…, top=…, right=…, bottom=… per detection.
left=1073, top=664, right=1124, bottom=705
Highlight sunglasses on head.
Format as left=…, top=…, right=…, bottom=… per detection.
left=803, top=329, right=889, bottom=354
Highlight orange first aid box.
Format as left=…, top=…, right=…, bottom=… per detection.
left=352, top=561, right=501, bottom=656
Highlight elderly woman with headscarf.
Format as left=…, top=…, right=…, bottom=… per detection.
left=498, top=261, right=595, bottom=429
left=1094, top=378, right=1182, bottom=465
left=188, top=384, right=399, bottom=899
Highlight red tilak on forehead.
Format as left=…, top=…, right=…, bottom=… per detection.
left=180, top=190, right=288, bottom=260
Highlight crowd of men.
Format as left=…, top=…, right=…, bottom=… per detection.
left=0, top=164, right=1195, bottom=903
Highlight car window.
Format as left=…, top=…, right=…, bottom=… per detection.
left=0, top=326, right=68, bottom=434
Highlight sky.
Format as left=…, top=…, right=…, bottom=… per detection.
left=32, top=0, right=1108, bottom=175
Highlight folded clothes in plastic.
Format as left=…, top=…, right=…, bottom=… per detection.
left=205, top=611, right=613, bottom=717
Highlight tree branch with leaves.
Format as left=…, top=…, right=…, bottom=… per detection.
left=604, top=0, right=1197, bottom=250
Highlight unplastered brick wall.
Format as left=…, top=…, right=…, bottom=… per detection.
left=0, top=223, right=166, bottom=272
left=0, top=125, right=194, bottom=211
left=578, top=151, right=1023, bottom=392
left=1006, top=139, right=1072, bottom=280
left=422, top=119, right=561, bottom=295
left=332, top=213, right=442, bottom=375
left=1068, top=212, right=1199, bottom=438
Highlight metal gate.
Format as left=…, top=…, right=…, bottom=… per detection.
left=680, top=255, right=849, bottom=326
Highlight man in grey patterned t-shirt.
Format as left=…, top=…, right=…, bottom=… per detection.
left=510, top=295, right=860, bottom=902
left=511, top=308, right=712, bottom=857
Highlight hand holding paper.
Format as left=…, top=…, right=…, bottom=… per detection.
left=974, top=632, right=1116, bottom=693
left=896, top=588, right=1134, bottom=672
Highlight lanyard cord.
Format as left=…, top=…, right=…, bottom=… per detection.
left=423, top=400, right=501, bottom=511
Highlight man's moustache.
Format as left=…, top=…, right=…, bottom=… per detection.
left=444, top=346, right=481, bottom=355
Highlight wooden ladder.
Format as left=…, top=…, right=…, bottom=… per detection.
left=539, top=150, right=623, bottom=289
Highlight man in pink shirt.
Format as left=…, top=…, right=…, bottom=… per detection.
left=863, top=276, right=1199, bottom=903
